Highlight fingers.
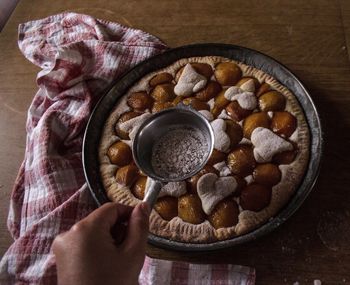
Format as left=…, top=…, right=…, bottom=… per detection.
left=123, top=202, right=150, bottom=251
left=83, top=202, right=133, bottom=232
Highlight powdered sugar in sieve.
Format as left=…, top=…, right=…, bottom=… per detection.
left=151, top=125, right=208, bottom=179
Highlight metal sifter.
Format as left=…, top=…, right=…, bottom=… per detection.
left=132, top=105, right=214, bottom=208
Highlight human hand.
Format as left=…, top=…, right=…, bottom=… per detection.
left=52, top=202, right=150, bottom=285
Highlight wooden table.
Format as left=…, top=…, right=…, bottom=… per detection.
left=1, top=1, right=350, bottom=284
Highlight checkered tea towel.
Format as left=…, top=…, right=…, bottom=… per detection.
left=0, top=12, right=255, bottom=285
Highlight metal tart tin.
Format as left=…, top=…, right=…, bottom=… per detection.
left=82, top=44, right=323, bottom=251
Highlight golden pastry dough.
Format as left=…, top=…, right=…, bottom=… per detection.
left=98, top=56, right=310, bottom=243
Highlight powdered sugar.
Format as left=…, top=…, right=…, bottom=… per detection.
left=159, top=181, right=187, bottom=197
left=151, top=126, right=208, bottom=179
left=197, top=173, right=237, bottom=215
left=198, top=110, right=214, bottom=121
left=213, top=161, right=231, bottom=176
left=217, top=109, right=231, bottom=120
left=251, top=127, right=293, bottom=163
left=174, top=64, right=207, bottom=96
left=224, top=86, right=257, bottom=110
left=118, top=112, right=152, bottom=141
left=211, top=119, right=231, bottom=152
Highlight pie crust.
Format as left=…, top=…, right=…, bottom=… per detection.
left=98, top=56, right=309, bottom=243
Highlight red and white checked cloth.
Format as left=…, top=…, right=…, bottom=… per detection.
left=0, top=13, right=255, bottom=285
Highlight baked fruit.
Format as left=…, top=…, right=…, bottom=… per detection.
left=115, top=164, right=138, bottom=186
left=214, top=62, right=242, bottom=86
left=127, top=91, right=153, bottom=111
left=178, top=194, right=206, bottom=224
left=227, top=145, right=256, bottom=176
left=271, top=111, right=297, bottom=137
left=211, top=89, right=230, bottom=117
left=232, top=175, right=247, bottom=197
left=149, top=72, right=173, bottom=87
left=208, top=198, right=239, bottom=229
left=243, top=112, right=270, bottom=138
left=273, top=149, right=297, bottom=164
left=207, top=149, right=226, bottom=165
left=225, top=120, right=243, bottom=149
left=195, top=81, right=222, bottom=101
left=240, top=184, right=272, bottom=212
left=155, top=197, right=178, bottom=220
left=236, top=77, right=260, bottom=90
left=176, top=62, right=213, bottom=81
left=258, top=91, right=286, bottom=111
left=151, top=83, right=176, bottom=103
left=99, top=56, right=310, bottom=243
left=107, top=141, right=132, bottom=166
left=115, top=111, right=141, bottom=139
left=256, top=82, right=271, bottom=97
left=131, top=176, right=147, bottom=200
left=253, top=163, right=281, bottom=186
left=225, top=101, right=252, bottom=121
left=152, top=101, right=174, bottom=113
left=182, top=97, right=210, bottom=111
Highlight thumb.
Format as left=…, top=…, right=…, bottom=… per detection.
left=123, top=202, right=150, bottom=251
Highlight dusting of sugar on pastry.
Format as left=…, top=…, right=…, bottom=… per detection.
left=118, top=112, right=152, bottom=141
left=211, top=119, right=230, bottom=152
left=207, top=98, right=215, bottom=110
left=268, top=111, right=274, bottom=118
left=213, top=161, right=231, bottom=176
left=218, top=109, right=231, bottom=120
left=224, top=86, right=240, bottom=98
left=197, top=173, right=237, bottom=215
left=174, top=64, right=207, bottom=96
left=244, top=175, right=254, bottom=184
left=278, top=164, right=289, bottom=173
left=121, top=140, right=132, bottom=147
left=289, top=129, right=298, bottom=142
left=251, top=127, right=293, bottom=163
left=224, top=86, right=257, bottom=110
left=240, top=138, right=252, bottom=145
left=146, top=179, right=187, bottom=198
left=313, top=280, right=322, bottom=285
left=199, top=110, right=214, bottom=121
left=240, top=79, right=255, bottom=92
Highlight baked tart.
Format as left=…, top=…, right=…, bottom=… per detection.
left=98, top=56, right=309, bottom=243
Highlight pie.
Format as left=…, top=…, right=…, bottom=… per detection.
left=98, top=56, right=309, bottom=243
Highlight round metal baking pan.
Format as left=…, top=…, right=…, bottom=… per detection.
left=82, top=43, right=323, bottom=251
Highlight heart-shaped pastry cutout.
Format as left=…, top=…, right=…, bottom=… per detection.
left=211, top=119, right=230, bottom=152
left=145, top=179, right=187, bottom=198
left=224, top=86, right=257, bottom=110
left=213, top=161, right=231, bottom=176
left=174, top=64, right=207, bottom=97
left=251, top=127, right=293, bottom=163
left=118, top=112, right=152, bottom=141
left=197, top=173, right=237, bottom=215
left=198, top=110, right=214, bottom=121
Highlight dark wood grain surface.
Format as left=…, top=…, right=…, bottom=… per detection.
left=1, top=1, right=349, bottom=284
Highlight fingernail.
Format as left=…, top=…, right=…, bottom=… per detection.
left=140, top=202, right=151, bottom=217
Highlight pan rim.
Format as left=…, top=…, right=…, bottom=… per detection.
left=82, top=43, right=323, bottom=251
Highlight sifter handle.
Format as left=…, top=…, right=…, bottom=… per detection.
left=142, top=178, right=163, bottom=209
